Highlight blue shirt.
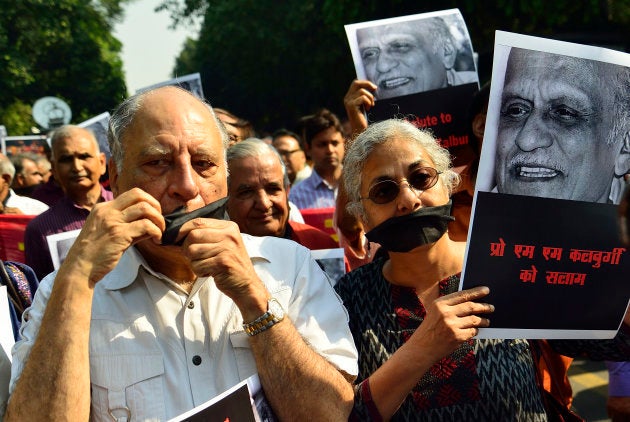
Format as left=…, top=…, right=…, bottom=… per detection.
left=288, top=170, right=336, bottom=210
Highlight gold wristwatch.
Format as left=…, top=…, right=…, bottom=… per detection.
left=243, top=298, right=285, bottom=336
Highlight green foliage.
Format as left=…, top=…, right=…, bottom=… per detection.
left=162, top=0, right=630, bottom=134
left=0, top=100, right=35, bottom=136
left=0, top=0, right=129, bottom=135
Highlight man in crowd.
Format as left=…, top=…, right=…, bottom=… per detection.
left=10, top=153, right=45, bottom=197
left=215, top=107, right=255, bottom=146
left=227, top=138, right=339, bottom=250
left=495, top=47, right=630, bottom=204
left=356, top=16, right=478, bottom=100
left=0, top=154, right=48, bottom=215
left=271, top=129, right=311, bottom=186
left=6, top=86, right=356, bottom=421
left=24, top=125, right=112, bottom=279
left=289, top=108, right=345, bottom=209
left=33, top=154, right=52, bottom=184
left=31, top=139, right=66, bottom=207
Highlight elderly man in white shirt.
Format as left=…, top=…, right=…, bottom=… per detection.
left=5, top=86, right=357, bottom=421
left=0, top=154, right=48, bottom=215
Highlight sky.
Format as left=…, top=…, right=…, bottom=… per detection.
left=113, top=0, right=201, bottom=94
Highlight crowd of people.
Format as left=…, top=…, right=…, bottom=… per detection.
left=0, top=46, right=629, bottom=421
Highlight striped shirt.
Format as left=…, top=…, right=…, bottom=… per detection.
left=288, top=170, right=337, bottom=210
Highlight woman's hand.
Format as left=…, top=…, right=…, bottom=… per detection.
left=414, top=286, right=494, bottom=362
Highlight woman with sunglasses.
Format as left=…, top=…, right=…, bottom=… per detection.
left=335, top=119, right=630, bottom=421
left=335, top=118, right=498, bottom=420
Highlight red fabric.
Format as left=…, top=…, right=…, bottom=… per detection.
left=390, top=277, right=479, bottom=411
left=0, top=215, right=36, bottom=262
left=533, top=339, right=574, bottom=409
left=288, top=221, right=350, bottom=273
left=300, top=207, right=337, bottom=242
left=352, top=379, right=383, bottom=422
left=288, top=220, right=339, bottom=250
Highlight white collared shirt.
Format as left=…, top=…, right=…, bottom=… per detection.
left=10, top=234, right=357, bottom=421
left=5, top=189, right=48, bottom=215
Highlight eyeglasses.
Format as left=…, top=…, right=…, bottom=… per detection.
left=361, top=167, right=441, bottom=204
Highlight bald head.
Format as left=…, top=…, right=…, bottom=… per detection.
left=51, top=125, right=99, bottom=160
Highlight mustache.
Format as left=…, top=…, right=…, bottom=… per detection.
left=508, top=153, right=568, bottom=175
left=377, top=76, right=413, bottom=89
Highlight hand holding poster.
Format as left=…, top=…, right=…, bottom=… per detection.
left=461, top=31, right=630, bottom=339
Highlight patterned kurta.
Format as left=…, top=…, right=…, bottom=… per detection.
left=335, top=256, right=630, bottom=421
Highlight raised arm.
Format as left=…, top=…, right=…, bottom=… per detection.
left=5, top=189, right=164, bottom=421
left=180, top=218, right=355, bottom=420
left=344, top=79, right=377, bottom=142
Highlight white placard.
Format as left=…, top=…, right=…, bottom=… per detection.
left=46, top=229, right=81, bottom=270
left=310, top=248, right=346, bottom=286
left=0, top=287, right=14, bottom=361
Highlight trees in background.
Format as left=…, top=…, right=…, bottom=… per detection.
left=161, top=0, right=630, bottom=134
left=1, top=0, right=628, bottom=136
left=0, top=0, right=129, bottom=135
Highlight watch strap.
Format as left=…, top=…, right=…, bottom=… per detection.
left=243, top=298, right=284, bottom=336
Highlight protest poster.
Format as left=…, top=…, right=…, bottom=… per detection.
left=46, top=229, right=81, bottom=271
left=136, top=73, right=205, bottom=100
left=310, top=248, right=346, bottom=286
left=0, top=287, right=13, bottom=360
left=1, top=135, right=49, bottom=157
left=169, top=374, right=276, bottom=422
left=345, top=9, right=480, bottom=166
left=460, top=31, right=630, bottom=339
left=0, top=286, right=13, bottom=416
left=78, top=112, right=111, bottom=160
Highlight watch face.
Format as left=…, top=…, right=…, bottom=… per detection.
left=269, top=298, right=285, bottom=319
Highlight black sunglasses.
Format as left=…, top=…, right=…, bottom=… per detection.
left=361, top=167, right=441, bottom=204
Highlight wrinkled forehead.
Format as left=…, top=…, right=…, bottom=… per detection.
left=128, top=92, right=222, bottom=143
left=358, top=22, right=428, bottom=46
left=506, top=49, right=604, bottom=83
left=54, top=131, right=98, bottom=153
left=505, top=48, right=613, bottom=96
left=509, top=48, right=579, bottom=69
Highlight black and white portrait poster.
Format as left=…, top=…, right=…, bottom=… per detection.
left=345, top=9, right=480, bottom=166
left=78, top=112, right=111, bottom=160
left=461, top=31, right=630, bottom=339
left=168, top=374, right=276, bottom=422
